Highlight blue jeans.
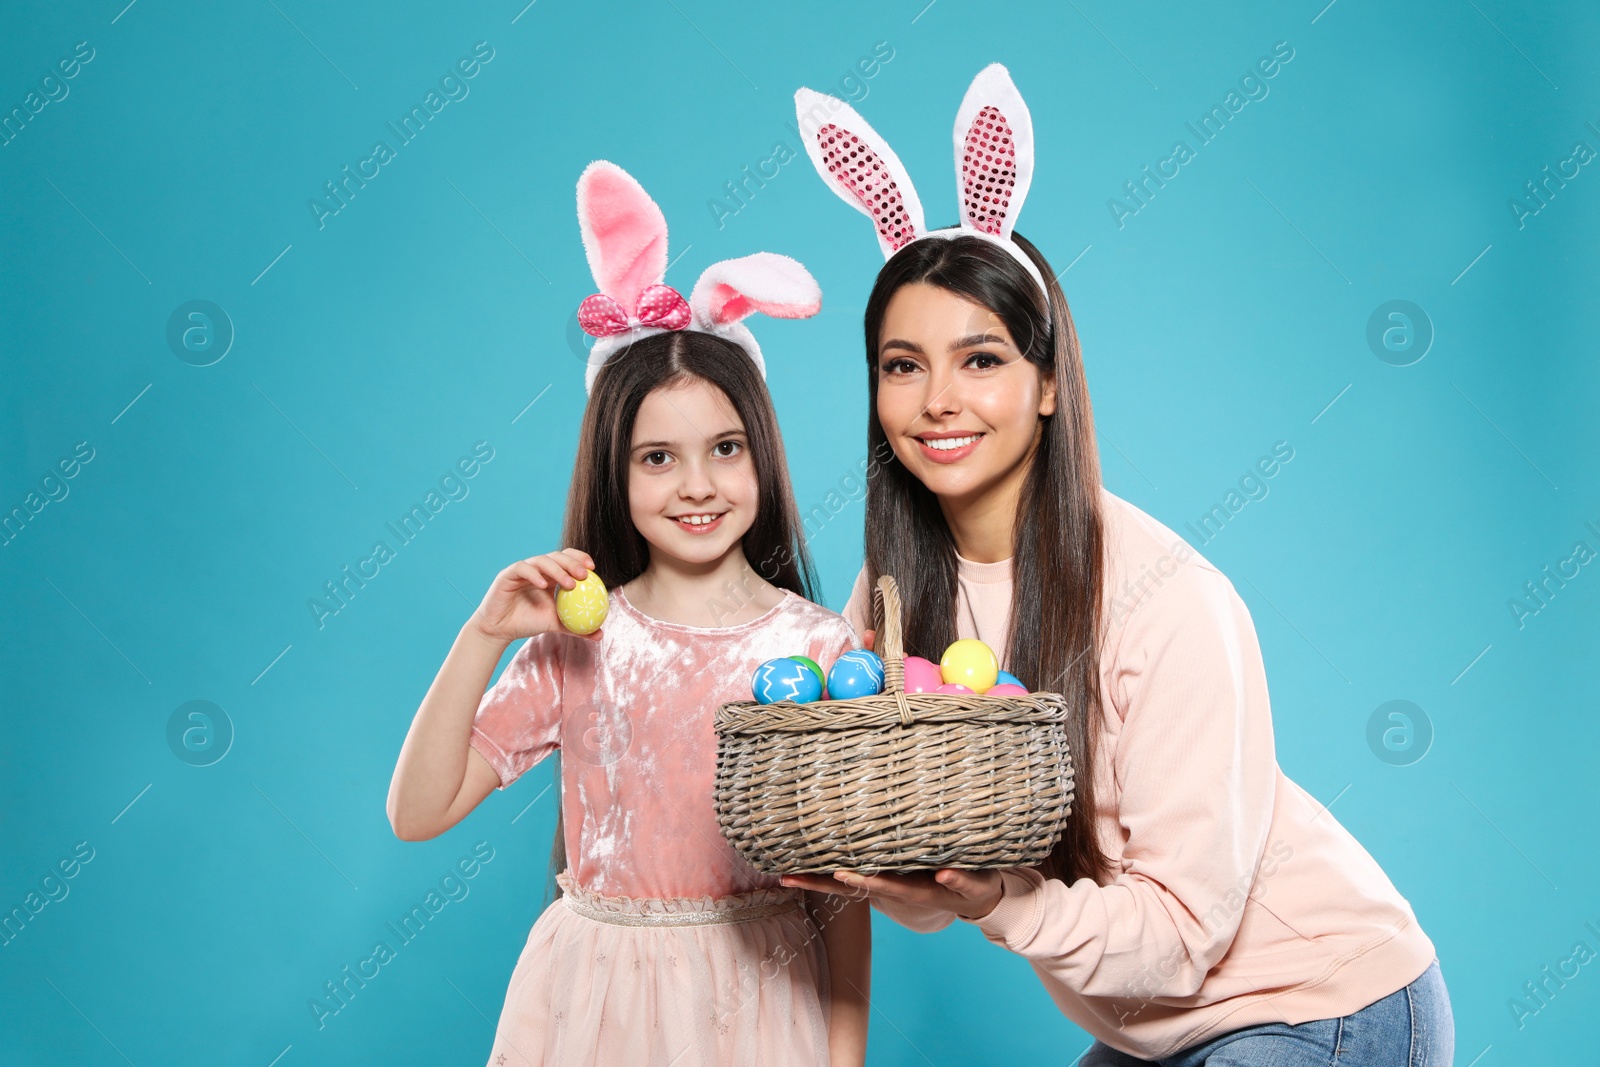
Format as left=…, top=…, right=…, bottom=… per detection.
left=1080, top=959, right=1453, bottom=1066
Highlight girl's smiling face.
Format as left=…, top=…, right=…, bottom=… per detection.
left=875, top=281, right=1056, bottom=509
left=627, top=376, right=760, bottom=566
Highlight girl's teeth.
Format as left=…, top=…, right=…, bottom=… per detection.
left=924, top=434, right=980, bottom=451
left=679, top=514, right=719, bottom=525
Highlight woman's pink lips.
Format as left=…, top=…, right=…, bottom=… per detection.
left=914, top=433, right=983, bottom=464
left=671, top=512, right=725, bottom=534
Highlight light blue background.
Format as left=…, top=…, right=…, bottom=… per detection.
left=3, top=0, right=1596, bottom=1062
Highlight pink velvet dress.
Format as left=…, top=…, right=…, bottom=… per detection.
left=467, top=585, right=860, bottom=1067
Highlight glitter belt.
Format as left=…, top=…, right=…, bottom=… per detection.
left=557, top=870, right=804, bottom=928
left=562, top=896, right=802, bottom=927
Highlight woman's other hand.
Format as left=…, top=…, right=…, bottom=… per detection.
left=782, top=868, right=1004, bottom=921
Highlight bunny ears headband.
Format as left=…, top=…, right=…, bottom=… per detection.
left=574, top=160, right=822, bottom=393
left=793, top=62, right=1052, bottom=327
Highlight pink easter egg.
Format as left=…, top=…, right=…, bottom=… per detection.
left=901, top=655, right=943, bottom=693
left=934, top=683, right=973, bottom=694
left=986, top=683, right=1029, bottom=696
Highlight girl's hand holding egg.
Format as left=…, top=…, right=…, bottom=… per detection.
left=472, top=548, right=606, bottom=645
left=555, top=569, right=610, bottom=635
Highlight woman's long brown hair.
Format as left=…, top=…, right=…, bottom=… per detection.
left=543, top=328, right=820, bottom=901
left=861, top=231, right=1114, bottom=888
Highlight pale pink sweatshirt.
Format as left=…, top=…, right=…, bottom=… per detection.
left=840, top=486, right=1437, bottom=1059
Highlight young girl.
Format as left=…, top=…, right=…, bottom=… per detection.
left=782, top=66, right=1454, bottom=1064
left=386, top=162, right=870, bottom=1067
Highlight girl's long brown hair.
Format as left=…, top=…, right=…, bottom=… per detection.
left=544, top=329, right=819, bottom=900
left=862, top=231, right=1114, bottom=888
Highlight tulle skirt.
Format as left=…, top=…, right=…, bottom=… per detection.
left=481, top=870, right=832, bottom=1067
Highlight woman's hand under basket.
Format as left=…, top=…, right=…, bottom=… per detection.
left=780, top=868, right=1004, bottom=922
left=786, top=630, right=1006, bottom=920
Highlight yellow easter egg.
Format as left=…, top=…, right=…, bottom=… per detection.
left=556, top=570, right=609, bottom=635
left=940, top=638, right=999, bottom=693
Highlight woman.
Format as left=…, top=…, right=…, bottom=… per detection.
left=782, top=64, right=1454, bottom=1064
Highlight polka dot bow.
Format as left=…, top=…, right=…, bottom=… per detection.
left=577, top=284, right=693, bottom=338
left=574, top=161, right=824, bottom=394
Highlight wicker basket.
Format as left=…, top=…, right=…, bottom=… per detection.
left=713, top=574, right=1075, bottom=874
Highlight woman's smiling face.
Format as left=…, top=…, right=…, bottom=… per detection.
left=875, top=281, right=1056, bottom=507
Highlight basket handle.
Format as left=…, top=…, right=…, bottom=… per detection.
left=871, top=574, right=909, bottom=703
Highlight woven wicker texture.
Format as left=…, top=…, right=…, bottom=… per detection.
left=714, top=575, right=1075, bottom=873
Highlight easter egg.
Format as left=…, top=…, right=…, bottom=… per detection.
left=995, top=670, right=1025, bottom=690
left=827, top=649, right=885, bottom=700
left=901, top=655, right=943, bottom=694
left=789, top=655, right=827, bottom=696
left=555, top=570, right=609, bottom=635
left=934, top=683, right=973, bottom=694
left=752, top=658, right=822, bottom=705
left=940, top=639, right=999, bottom=693
left=986, top=683, right=1029, bottom=696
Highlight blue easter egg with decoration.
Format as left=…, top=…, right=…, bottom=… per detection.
left=996, top=670, right=1025, bottom=690
left=826, top=649, right=885, bottom=700
left=752, top=658, right=823, bottom=704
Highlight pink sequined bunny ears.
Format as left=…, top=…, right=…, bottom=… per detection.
left=793, top=62, right=1051, bottom=325
left=575, top=160, right=823, bottom=393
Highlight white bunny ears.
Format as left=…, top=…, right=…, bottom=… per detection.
left=793, top=62, right=1051, bottom=323
left=575, top=160, right=822, bottom=393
